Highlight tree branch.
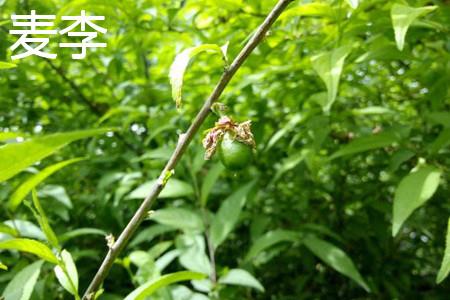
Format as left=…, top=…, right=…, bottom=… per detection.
left=45, top=59, right=105, bottom=115
left=45, top=59, right=143, bottom=155
left=82, top=0, right=294, bottom=298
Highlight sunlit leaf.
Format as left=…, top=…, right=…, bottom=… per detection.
left=391, top=4, right=437, bottom=51
left=1, top=260, right=43, bottom=300
left=29, top=190, right=59, bottom=248
left=2, top=220, right=45, bottom=241
left=169, top=44, right=228, bottom=107
left=280, top=3, right=333, bottom=20
left=345, top=0, right=359, bottom=9
left=303, top=235, right=370, bottom=291
left=155, top=249, right=180, bottom=272
left=0, top=223, right=18, bottom=237
left=329, top=131, right=401, bottom=160
left=176, top=234, right=211, bottom=275
left=97, top=106, right=147, bottom=124
left=9, top=158, right=84, bottom=211
left=54, top=250, right=79, bottom=296
left=392, top=164, right=441, bottom=236
left=351, top=107, right=394, bottom=115
left=151, top=208, right=204, bottom=232
left=219, top=269, right=264, bottom=292
left=0, top=132, right=24, bottom=142
left=0, top=61, right=17, bottom=69
left=437, top=218, right=450, bottom=284
left=128, top=179, right=194, bottom=199
left=0, top=262, right=7, bottom=270
left=124, top=271, right=206, bottom=300
left=0, top=238, right=58, bottom=264
left=0, top=128, right=111, bottom=182
left=311, top=46, right=351, bottom=112
left=37, top=185, right=72, bottom=208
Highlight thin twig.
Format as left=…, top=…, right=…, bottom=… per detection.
left=45, top=59, right=142, bottom=154
left=82, top=0, right=294, bottom=298
left=45, top=59, right=105, bottom=115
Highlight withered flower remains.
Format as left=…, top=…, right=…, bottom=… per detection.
left=202, top=116, right=256, bottom=160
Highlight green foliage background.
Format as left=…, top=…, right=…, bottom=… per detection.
left=0, top=0, right=450, bottom=299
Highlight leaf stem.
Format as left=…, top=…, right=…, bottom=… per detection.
left=81, top=1, right=294, bottom=298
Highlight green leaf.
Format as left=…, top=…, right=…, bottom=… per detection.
left=124, top=271, right=206, bottom=300
left=169, top=44, right=227, bottom=108
left=29, top=190, right=59, bottom=248
left=303, top=235, right=370, bottom=292
left=329, top=131, right=400, bottom=160
left=0, top=223, right=18, bottom=237
left=9, top=158, right=84, bottom=211
left=3, top=220, right=45, bottom=240
left=311, top=46, right=351, bottom=112
left=355, top=38, right=406, bottom=63
left=265, top=113, right=304, bottom=151
left=148, top=241, right=173, bottom=259
left=210, top=181, right=255, bottom=248
left=245, top=230, right=300, bottom=262
left=437, top=218, right=450, bottom=284
left=0, top=61, right=17, bottom=69
left=219, top=269, right=264, bottom=292
left=128, top=179, right=194, bottom=199
left=426, top=112, right=450, bottom=128
left=97, top=106, right=148, bottom=124
left=0, top=132, right=24, bottom=142
left=151, top=208, right=204, bottom=232
left=351, top=107, right=394, bottom=115
left=272, top=149, right=309, bottom=182
left=391, top=4, right=437, bottom=51
left=0, top=128, right=111, bottom=182
left=155, top=249, right=180, bottom=272
left=176, top=234, right=211, bottom=275
left=345, top=0, right=359, bottom=9
left=0, top=262, right=7, bottom=270
left=0, top=238, right=58, bottom=264
left=129, top=225, right=175, bottom=248
left=427, top=128, right=450, bottom=154
left=1, top=260, right=43, bottom=300
left=59, top=228, right=106, bottom=243
left=200, top=163, right=224, bottom=207
left=54, top=249, right=79, bottom=296
left=392, top=165, right=441, bottom=236
left=38, top=185, right=72, bottom=208
left=388, top=149, right=416, bottom=173
left=280, top=3, right=333, bottom=20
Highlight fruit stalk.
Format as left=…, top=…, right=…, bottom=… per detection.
left=82, top=0, right=294, bottom=298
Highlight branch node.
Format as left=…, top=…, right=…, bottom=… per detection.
left=178, top=133, right=187, bottom=145
left=85, top=293, right=94, bottom=300
left=105, top=234, right=115, bottom=249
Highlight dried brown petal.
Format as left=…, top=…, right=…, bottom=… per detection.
left=202, top=115, right=256, bottom=160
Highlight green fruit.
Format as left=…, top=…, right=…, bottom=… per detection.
left=219, top=132, right=253, bottom=171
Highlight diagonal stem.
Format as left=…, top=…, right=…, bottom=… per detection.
left=82, top=0, right=293, bottom=298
